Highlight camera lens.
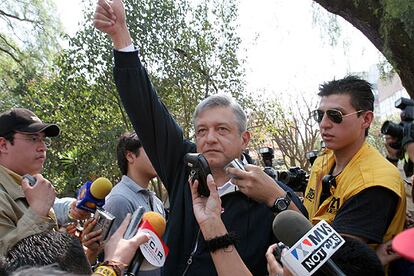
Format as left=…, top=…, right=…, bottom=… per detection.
left=381, top=121, right=403, bottom=139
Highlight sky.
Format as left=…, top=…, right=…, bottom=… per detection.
left=54, top=0, right=384, bottom=103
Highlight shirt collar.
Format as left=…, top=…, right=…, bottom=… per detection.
left=217, top=155, right=248, bottom=197
left=0, top=165, right=25, bottom=200
left=121, top=175, right=153, bottom=195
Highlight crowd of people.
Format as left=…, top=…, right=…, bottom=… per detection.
left=0, top=0, right=413, bottom=275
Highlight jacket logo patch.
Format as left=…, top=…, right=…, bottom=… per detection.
left=327, top=197, right=340, bottom=214
left=306, top=188, right=315, bottom=201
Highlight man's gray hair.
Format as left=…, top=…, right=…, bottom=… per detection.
left=192, top=94, right=247, bottom=133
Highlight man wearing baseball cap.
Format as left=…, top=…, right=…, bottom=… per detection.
left=0, top=108, right=60, bottom=255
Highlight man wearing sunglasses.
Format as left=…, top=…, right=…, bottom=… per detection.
left=303, top=76, right=406, bottom=247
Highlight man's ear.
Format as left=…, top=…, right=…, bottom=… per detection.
left=125, top=151, right=135, bottom=163
left=0, top=138, right=8, bottom=153
left=362, top=111, right=374, bottom=130
left=241, top=130, right=251, bottom=149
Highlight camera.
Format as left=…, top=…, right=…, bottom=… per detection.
left=184, top=153, right=212, bottom=197
left=92, top=207, right=115, bottom=242
left=224, top=158, right=245, bottom=178
left=259, top=147, right=274, bottom=167
left=305, top=150, right=319, bottom=167
left=22, top=174, right=36, bottom=186
left=278, top=167, right=308, bottom=193
left=123, top=206, right=145, bottom=239
left=259, top=147, right=277, bottom=179
left=381, top=97, right=414, bottom=175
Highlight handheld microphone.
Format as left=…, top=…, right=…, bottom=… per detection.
left=76, top=177, right=112, bottom=212
left=272, top=210, right=345, bottom=276
left=126, top=211, right=168, bottom=276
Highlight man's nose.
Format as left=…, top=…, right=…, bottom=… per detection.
left=319, top=112, right=332, bottom=129
left=37, top=141, right=47, bottom=151
left=205, top=129, right=218, bottom=143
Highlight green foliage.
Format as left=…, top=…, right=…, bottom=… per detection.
left=0, top=0, right=63, bottom=115
left=16, top=52, right=124, bottom=195
left=0, top=0, right=62, bottom=70
left=383, top=0, right=414, bottom=40
left=2, top=0, right=248, bottom=198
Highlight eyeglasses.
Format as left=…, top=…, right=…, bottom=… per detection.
left=311, top=109, right=364, bottom=124
left=14, top=134, right=52, bottom=146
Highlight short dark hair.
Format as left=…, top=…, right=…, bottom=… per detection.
left=318, top=75, right=374, bottom=136
left=116, top=131, right=142, bottom=175
left=1, top=131, right=15, bottom=145
left=314, top=236, right=384, bottom=276
left=318, top=75, right=374, bottom=112
left=3, top=231, right=91, bottom=275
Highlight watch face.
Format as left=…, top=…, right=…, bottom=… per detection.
left=276, top=200, right=288, bottom=211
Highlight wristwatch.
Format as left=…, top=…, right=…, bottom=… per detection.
left=271, top=191, right=292, bottom=213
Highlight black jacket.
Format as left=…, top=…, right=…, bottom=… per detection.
left=113, top=50, right=305, bottom=275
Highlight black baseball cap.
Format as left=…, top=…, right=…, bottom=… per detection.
left=0, top=108, right=60, bottom=137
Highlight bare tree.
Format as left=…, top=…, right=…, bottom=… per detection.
left=249, top=95, right=320, bottom=172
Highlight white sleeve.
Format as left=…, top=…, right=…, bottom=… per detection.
left=118, top=44, right=135, bottom=52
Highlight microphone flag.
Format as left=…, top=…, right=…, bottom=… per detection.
left=281, top=220, right=345, bottom=275
left=139, top=219, right=169, bottom=267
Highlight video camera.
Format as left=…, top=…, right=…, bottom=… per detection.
left=381, top=97, right=414, bottom=176
left=278, top=167, right=308, bottom=193
left=259, top=147, right=277, bottom=179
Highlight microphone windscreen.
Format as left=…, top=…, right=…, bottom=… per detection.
left=142, top=211, right=166, bottom=237
left=90, top=177, right=113, bottom=199
left=272, top=210, right=313, bottom=247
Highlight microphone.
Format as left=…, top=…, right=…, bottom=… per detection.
left=126, top=211, right=168, bottom=276
left=272, top=210, right=345, bottom=276
left=76, top=177, right=113, bottom=212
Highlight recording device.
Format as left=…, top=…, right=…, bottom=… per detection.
left=273, top=242, right=288, bottom=264
left=22, top=174, right=37, bottom=186
left=224, top=158, right=245, bottom=179
left=259, top=147, right=277, bottom=179
left=124, top=207, right=146, bottom=240
left=92, top=207, right=115, bottom=242
left=305, top=150, right=319, bottom=167
left=259, top=147, right=274, bottom=167
left=76, top=177, right=113, bottom=212
left=225, top=158, right=245, bottom=171
left=381, top=97, right=414, bottom=175
left=184, top=153, right=212, bottom=197
left=126, top=211, right=168, bottom=276
left=278, top=167, right=309, bottom=193
left=273, top=210, right=345, bottom=276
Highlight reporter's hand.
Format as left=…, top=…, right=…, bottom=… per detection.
left=60, top=222, right=78, bottom=236
left=384, top=135, right=399, bottom=159
left=265, top=244, right=292, bottom=276
left=81, top=218, right=103, bottom=250
left=228, top=165, right=294, bottom=208
left=69, top=200, right=90, bottom=220
left=406, top=212, right=414, bottom=229
left=104, top=213, right=150, bottom=266
left=406, top=142, right=414, bottom=165
left=376, top=239, right=400, bottom=266
left=189, top=174, right=226, bottom=239
left=22, top=174, right=56, bottom=217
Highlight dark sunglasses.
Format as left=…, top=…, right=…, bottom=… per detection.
left=311, top=109, right=364, bottom=124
